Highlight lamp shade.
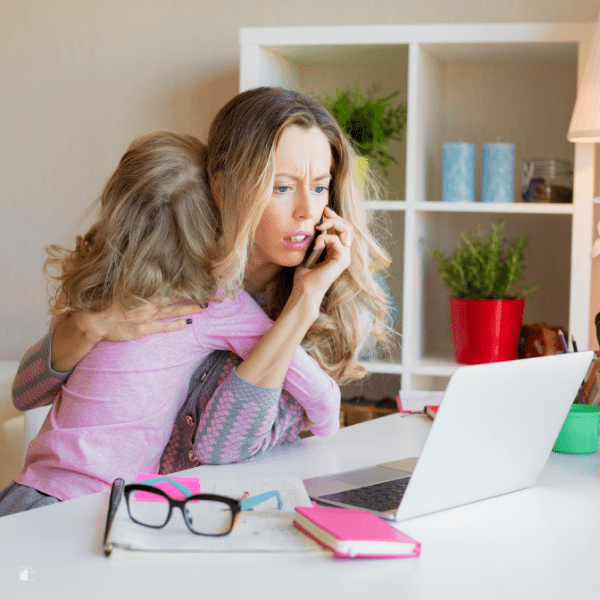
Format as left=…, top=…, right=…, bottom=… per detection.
left=568, top=12, right=600, bottom=142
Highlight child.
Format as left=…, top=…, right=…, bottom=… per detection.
left=1, top=130, right=340, bottom=514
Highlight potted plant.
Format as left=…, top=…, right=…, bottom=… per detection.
left=319, top=84, right=407, bottom=179
left=425, top=220, right=540, bottom=365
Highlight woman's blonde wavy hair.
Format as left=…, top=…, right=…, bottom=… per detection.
left=207, top=87, right=394, bottom=384
left=45, top=131, right=220, bottom=318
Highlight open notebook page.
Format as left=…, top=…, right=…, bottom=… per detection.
left=105, top=476, right=322, bottom=555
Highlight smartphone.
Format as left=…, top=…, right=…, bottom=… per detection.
left=304, top=213, right=326, bottom=268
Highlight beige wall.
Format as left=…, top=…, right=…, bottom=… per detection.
left=1, top=0, right=598, bottom=359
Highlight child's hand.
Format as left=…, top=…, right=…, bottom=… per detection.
left=72, top=299, right=206, bottom=343
left=50, top=299, right=206, bottom=372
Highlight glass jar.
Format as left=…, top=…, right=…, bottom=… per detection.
left=521, top=158, right=573, bottom=203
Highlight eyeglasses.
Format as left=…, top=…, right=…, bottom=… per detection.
left=112, top=477, right=283, bottom=537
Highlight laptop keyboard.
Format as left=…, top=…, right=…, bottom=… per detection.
left=320, top=477, right=410, bottom=513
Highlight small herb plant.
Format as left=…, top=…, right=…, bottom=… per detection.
left=319, top=84, right=407, bottom=176
left=425, top=220, right=540, bottom=299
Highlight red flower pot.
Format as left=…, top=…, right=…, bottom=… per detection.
left=449, top=298, right=525, bottom=365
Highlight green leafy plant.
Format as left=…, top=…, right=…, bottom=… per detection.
left=425, top=220, right=540, bottom=299
left=319, top=84, right=407, bottom=176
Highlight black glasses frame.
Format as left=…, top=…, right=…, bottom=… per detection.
left=123, top=483, right=241, bottom=537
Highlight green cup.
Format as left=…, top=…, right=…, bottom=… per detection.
left=553, top=405, right=600, bottom=454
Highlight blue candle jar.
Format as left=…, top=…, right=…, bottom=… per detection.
left=442, top=143, right=476, bottom=202
left=481, top=143, right=515, bottom=203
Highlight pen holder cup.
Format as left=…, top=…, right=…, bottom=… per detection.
left=552, top=405, right=600, bottom=454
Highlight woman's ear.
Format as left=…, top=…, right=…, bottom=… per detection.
left=211, top=172, right=224, bottom=211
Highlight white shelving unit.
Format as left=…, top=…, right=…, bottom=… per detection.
left=239, top=23, right=596, bottom=392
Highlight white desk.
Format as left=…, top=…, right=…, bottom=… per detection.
left=2, top=413, right=600, bottom=600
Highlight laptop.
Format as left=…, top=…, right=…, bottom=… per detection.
left=303, top=351, right=594, bottom=522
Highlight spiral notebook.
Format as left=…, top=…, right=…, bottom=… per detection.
left=103, top=476, right=322, bottom=557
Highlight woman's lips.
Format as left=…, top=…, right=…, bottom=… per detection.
left=282, top=233, right=312, bottom=250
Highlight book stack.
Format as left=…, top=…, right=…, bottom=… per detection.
left=396, top=390, right=443, bottom=415
left=424, top=405, right=439, bottom=419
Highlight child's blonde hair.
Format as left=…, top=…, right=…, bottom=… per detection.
left=46, top=131, right=219, bottom=317
left=207, top=87, right=393, bottom=384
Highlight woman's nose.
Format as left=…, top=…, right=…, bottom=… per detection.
left=294, top=186, right=316, bottom=220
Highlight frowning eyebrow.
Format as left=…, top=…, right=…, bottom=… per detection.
left=275, top=172, right=331, bottom=182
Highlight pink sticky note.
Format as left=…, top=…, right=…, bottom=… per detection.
left=134, top=473, right=201, bottom=502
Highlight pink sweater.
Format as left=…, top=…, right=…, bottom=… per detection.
left=15, top=292, right=340, bottom=501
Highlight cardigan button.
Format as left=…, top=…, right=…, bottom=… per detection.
left=185, top=415, right=194, bottom=427
left=188, top=450, right=198, bottom=462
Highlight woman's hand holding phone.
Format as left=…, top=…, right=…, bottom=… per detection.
left=295, top=205, right=353, bottom=299
left=304, top=213, right=326, bottom=268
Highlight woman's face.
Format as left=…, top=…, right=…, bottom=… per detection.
left=248, top=124, right=332, bottom=281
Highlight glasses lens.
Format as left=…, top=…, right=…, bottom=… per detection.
left=184, top=499, right=233, bottom=535
left=127, top=490, right=171, bottom=527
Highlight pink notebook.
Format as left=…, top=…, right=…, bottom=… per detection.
left=294, top=506, right=421, bottom=558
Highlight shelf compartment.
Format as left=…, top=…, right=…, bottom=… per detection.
left=240, top=42, right=410, bottom=200
left=415, top=211, right=571, bottom=363
left=410, top=43, right=578, bottom=205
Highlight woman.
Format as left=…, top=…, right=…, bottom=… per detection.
left=7, top=87, right=392, bottom=512
left=205, top=87, right=391, bottom=384
left=160, top=87, right=393, bottom=471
